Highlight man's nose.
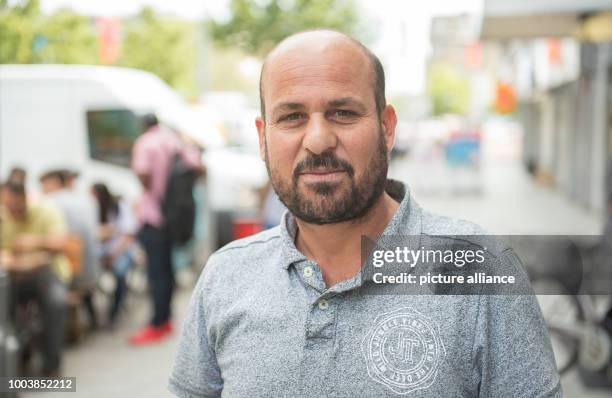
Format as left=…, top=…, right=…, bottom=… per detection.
left=302, top=113, right=337, bottom=155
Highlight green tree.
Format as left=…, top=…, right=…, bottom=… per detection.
left=37, top=10, right=98, bottom=63
left=0, top=0, right=97, bottom=64
left=208, top=0, right=362, bottom=56
left=0, top=0, right=40, bottom=63
left=427, top=63, right=470, bottom=116
left=0, top=2, right=197, bottom=97
left=118, top=7, right=197, bottom=97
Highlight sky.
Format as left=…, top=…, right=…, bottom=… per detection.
left=359, top=0, right=483, bottom=94
left=39, top=0, right=225, bottom=20
left=38, top=0, right=484, bottom=95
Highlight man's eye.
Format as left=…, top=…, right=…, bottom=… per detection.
left=279, top=113, right=304, bottom=123
left=331, top=109, right=357, bottom=119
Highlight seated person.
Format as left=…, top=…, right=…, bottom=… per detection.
left=40, top=169, right=100, bottom=329
left=0, top=181, right=70, bottom=376
left=91, top=183, right=138, bottom=326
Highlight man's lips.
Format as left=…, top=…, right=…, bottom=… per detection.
left=300, top=169, right=345, bottom=175
left=298, top=169, right=347, bottom=183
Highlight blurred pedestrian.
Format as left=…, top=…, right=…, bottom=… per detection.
left=7, top=166, right=26, bottom=185
left=58, top=169, right=79, bottom=190
left=39, top=169, right=100, bottom=330
left=129, top=113, right=202, bottom=345
left=0, top=180, right=69, bottom=376
left=604, top=158, right=612, bottom=248
left=91, top=183, right=138, bottom=327
left=603, top=159, right=612, bottom=332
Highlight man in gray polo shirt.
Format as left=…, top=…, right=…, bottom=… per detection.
left=170, top=30, right=561, bottom=397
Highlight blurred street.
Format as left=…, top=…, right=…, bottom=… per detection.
left=393, top=158, right=602, bottom=235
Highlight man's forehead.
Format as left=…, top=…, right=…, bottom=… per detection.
left=266, top=30, right=363, bottom=60
left=265, top=32, right=369, bottom=76
left=262, top=32, right=374, bottom=106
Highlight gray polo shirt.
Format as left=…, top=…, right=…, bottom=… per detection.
left=169, top=181, right=561, bottom=397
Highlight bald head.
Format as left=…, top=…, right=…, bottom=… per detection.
left=259, top=30, right=386, bottom=121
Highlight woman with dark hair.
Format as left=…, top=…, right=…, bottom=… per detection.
left=91, top=183, right=138, bottom=326
left=92, top=183, right=118, bottom=224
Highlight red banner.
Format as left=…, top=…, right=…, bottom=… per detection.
left=97, top=17, right=121, bottom=64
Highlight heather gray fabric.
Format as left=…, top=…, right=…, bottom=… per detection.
left=44, top=189, right=100, bottom=288
left=169, top=181, right=561, bottom=397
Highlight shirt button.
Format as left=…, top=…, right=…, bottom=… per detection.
left=317, top=299, right=329, bottom=310
left=303, top=266, right=314, bottom=278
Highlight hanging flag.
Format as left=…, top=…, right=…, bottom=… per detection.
left=97, top=17, right=121, bottom=64
left=464, top=42, right=483, bottom=69
left=547, top=38, right=562, bottom=65
left=493, top=81, right=517, bottom=114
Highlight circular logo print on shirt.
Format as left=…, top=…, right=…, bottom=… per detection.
left=362, top=307, right=445, bottom=394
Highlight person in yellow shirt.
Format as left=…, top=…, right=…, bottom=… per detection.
left=0, top=180, right=68, bottom=376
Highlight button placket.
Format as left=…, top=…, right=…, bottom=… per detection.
left=304, top=294, right=338, bottom=345
left=295, top=262, right=326, bottom=292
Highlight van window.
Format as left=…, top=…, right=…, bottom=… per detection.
left=87, top=109, right=143, bottom=167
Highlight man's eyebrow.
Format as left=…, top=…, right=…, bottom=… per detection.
left=271, top=102, right=305, bottom=115
left=328, top=97, right=366, bottom=110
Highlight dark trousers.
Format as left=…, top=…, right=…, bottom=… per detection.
left=10, top=267, right=66, bottom=373
left=604, top=215, right=612, bottom=329
left=138, top=223, right=174, bottom=327
left=108, top=249, right=135, bottom=324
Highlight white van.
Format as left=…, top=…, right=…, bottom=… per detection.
left=0, top=64, right=226, bottom=263
left=0, top=64, right=224, bottom=196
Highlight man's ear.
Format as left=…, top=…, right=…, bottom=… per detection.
left=381, top=105, right=397, bottom=155
left=255, top=116, right=266, bottom=162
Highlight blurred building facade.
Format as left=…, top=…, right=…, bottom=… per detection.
left=475, top=0, right=612, bottom=213
left=428, top=13, right=493, bottom=120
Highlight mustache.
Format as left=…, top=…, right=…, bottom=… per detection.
left=293, top=151, right=355, bottom=180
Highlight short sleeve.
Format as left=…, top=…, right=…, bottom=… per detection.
left=169, top=264, right=223, bottom=398
left=40, top=204, right=67, bottom=235
left=1, top=207, right=13, bottom=249
left=473, top=250, right=561, bottom=397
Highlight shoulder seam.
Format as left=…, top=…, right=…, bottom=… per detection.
left=216, top=235, right=280, bottom=255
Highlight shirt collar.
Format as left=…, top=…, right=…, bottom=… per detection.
left=278, top=179, right=423, bottom=270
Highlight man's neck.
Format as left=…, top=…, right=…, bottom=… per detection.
left=294, top=192, right=400, bottom=287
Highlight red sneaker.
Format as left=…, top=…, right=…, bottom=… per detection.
left=158, top=321, right=173, bottom=335
left=128, top=325, right=165, bottom=345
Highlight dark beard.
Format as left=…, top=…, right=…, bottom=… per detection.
left=265, top=127, right=389, bottom=225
